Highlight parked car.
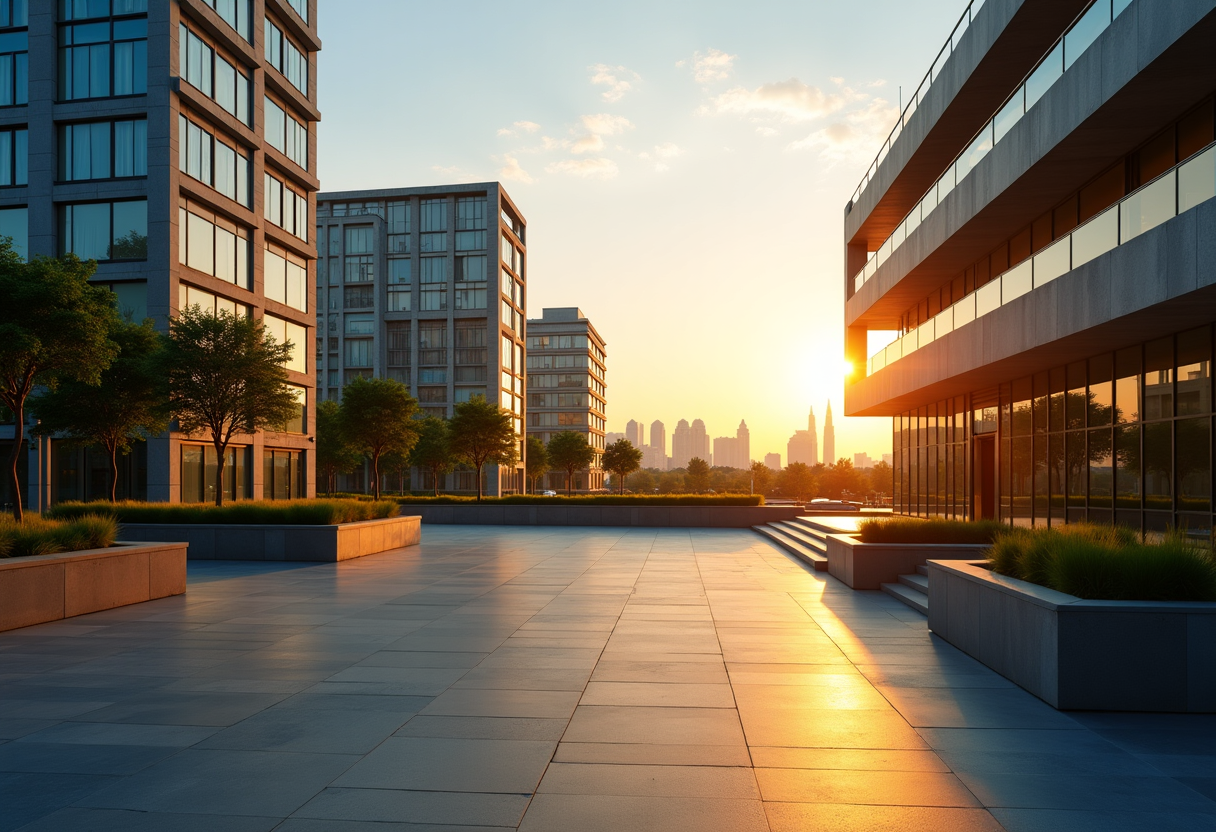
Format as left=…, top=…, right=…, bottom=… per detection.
left=807, top=498, right=860, bottom=512
left=541, top=490, right=557, bottom=497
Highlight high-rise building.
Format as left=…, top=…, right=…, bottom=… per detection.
left=527, top=307, right=607, bottom=492
left=855, top=452, right=875, bottom=469
left=650, top=420, right=666, bottom=458
left=823, top=401, right=835, bottom=467
left=807, top=406, right=819, bottom=465
left=787, top=430, right=815, bottom=466
left=843, top=0, right=1216, bottom=530
left=765, top=452, right=782, bottom=470
left=625, top=419, right=644, bottom=449
left=712, top=420, right=751, bottom=469
left=690, top=418, right=710, bottom=462
left=2, top=0, right=321, bottom=509
left=671, top=419, right=691, bottom=468
left=315, top=183, right=527, bottom=495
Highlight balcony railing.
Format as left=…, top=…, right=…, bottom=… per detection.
left=850, top=0, right=1133, bottom=293
left=866, top=142, right=1216, bottom=377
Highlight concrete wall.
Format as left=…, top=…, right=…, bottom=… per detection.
left=119, top=515, right=420, bottom=561
left=399, top=505, right=805, bottom=528
left=0, top=542, right=186, bottom=632
left=928, top=559, right=1216, bottom=712
left=825, top=534, right=990, bottom=589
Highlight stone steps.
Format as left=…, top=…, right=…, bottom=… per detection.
left=752, top=524, right=829, bottom=571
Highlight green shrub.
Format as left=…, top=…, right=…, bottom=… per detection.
left=0, top=514, right=118, bottom=559
left=45, top=499, right=398, bottom=526
left=988, top=524, right=1216, bottom=601
left=857, top=517, right=1007, bottom=545
left=396, top=494, right=765, bottom=506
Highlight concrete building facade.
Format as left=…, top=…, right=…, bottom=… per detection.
left=842, top=0, right=1216, bottom=534
left=315, top=182, right=527, bottom=496
left=526, top=306, right=607, bottom=492
left=0, top=0, right=321, bottom=509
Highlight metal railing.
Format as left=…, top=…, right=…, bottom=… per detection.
left=849, top=0, right=1132, bottom=288
left=866, top=142, right=1216, bottom=376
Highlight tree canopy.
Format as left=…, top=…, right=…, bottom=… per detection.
left=31, top=319, right=167, bottom=503
left=448, top=395, right=517, bottom=500
left=685, top=457, right=711, bottom=493
left=780, top=462, right=816, bottom=502
left=602, top=438, right=643, bottom=494
left=524, top=435, right=549, bottom=494
left=411, top=416, right=455, bottom=496
left=546, top=431, right=596, bottom=495
left=160, top=306, right=297, bottom=506
left=0, top=250, right=119, bottom=520
left=749, top=460, right=773, bottom=496
left=339, top=376, right=420, bottom=500
left=314, top=398, right=360, bottom=496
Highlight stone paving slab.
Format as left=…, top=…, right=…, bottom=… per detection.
left=0, top=525, right=1213, bottom=830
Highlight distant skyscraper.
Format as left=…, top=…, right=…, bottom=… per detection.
left=737, top=420, right=750, bottom=468
left=764, top=453, right=781, bottom=470
left=690, top=419, right=710, bottom=462
left=672, top=419, right=692, bottom=468
left=605, top=432, right=626, bottom=447
left=787, top=430, right=814, bottom=465
left=824, top=401, right=836, bottom=466
left=808, top=407, right=819, bottom=466
left=650, top=420, right=666, bottom=457
left=625, top=419, right=644, bottom=449
left=854, top=452, right=875, bottom=468
left=713, top=420, right=751, bottom=470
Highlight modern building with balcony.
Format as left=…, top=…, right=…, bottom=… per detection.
left=0, top=0, right=320, bottom=509
left=843, top=0, right=1216, bottom=533
left=525, top=307, right=607, bottom=492
left=315, top=182, right=527, bottom=496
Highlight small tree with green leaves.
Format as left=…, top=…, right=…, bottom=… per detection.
left=339, top=376, right=420, bottom=500
left=547, top=431, right=596, bottom=496
left=315, top=399, right=360, bottom=496
left=411, top=416, right=454, bottom=496
left=602, top=438, right=643, bottom=494
left=525, top=435, right=549, bottom=494
left=160, top=306, right=298, bottom=506
left=685, top=457, right=711, bottom=493
left=749, top=460, right=773, bottom=496
left=31, top=320, right=167, bottom=503
left=0, top=250, right=119, bottom=520
left=780, top=462, right=816, bottom=502
left=447, top=395, right=518, bottom=500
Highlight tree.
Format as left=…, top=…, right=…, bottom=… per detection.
left=546, top=431, right=596, bottom=496
left=750, top=460, right=773, bottom=496
left=685, top=457, right=711, bottom=493
left=602, top=438, right=643, bottom=494
left=524, top=435, right=549, bottom=494
left=31, top=319, right=167, bottom=503
left=630, top=469, right=657, bottom=494
left=448, top=395, right=518, bottom=500
left=780, top=462, right=816, bottom=502
left=314, top=399, right=360, bottom=496
left=820, top=458, right=870, bottom=501
left=411, top=416, right=455, bottom=496
left=868, top=460, right=893, bottom=501
left=657, top=471, right=685, bottom=494
left=0, top=250, right=119, bottom=520
left=339, top=376, right=420, bottom=500
left=160, top=307, right=298, bottom=506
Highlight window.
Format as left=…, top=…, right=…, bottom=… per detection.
left=264, top=96, right=308, bottom=168
left=387, top=200, right=409, bottom=252
left=182, top=444, right=248, bottom=503
left=264, top=243, right=307, bottom=311
left=59, top=199, right=146, bottom=260
left=263, top=170, right=308, bottom=241
left=177, top=115, right=249, bottom=206
left=420, top=256, right=446, bottom=311
left=59, top=3, right=147, bottom=101
left=179, top=24, right=250, bottom=124
left=455, top=230, right=485, bottom=251
left=280, top=387, right=306, bottom=434
left=344, top=338, right=371, bottom=367
left=264, top=18, right=307, bottom=94
left=285, top=0, right=308, bottom=23
left=387, top=321, right=410, bottom=381
left=0, top=204, right=27, bottom=259
left=420, top=198, right=446, bottom=231
left=201, top=0, right=250, bottom=42
left=0, top=125, right=23, bottom=185
left=345, top=316, right=374, bottom=335
left=178, top=204, right=250, bottom=288
left=263, top=313, right=307, bottom=373
left=344, top=226, right=373, bottom=282
left=178, top=282, right=250, bottom=318
left=455, top=254, right=486, bottom=310
left=59, top=119, right=145, bottom=182
left=0, top=25, right=26, bottom=108
left=418, top=320, right=447, bottom=365
left=388, top=258, right=410, bottom=311
left=344, top=285, right=373, bottom=308
left=456, top=196, right=486, bottom=230
left=263, top=448, right=303, bottom=498
left=455, top=321, right=487, bottom=365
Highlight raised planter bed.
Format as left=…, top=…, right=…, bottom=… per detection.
left=118, top=515, right=420, bottom=562
left=928, top=559, right=1216, bottom=712
left=0, top=542, right=187, bottom=633
left=824, top=534, right=991, bottom=589
left=400, top=504, right=805, bottom=528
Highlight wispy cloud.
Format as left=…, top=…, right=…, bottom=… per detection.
left=653, top=142, right=683, bottom=159
left=680, top=48, right=735, bottom=84
left=589, top=64, right=639, bottom=103
left=580, top=114, right=634, bottom=136
left=572, top=135, right=605, bottom=154
left=496, top=120, right=542, bottom=138
left=497, top=154, right=534, bottom=184
left=545, top=158, right=619, bottom=180
left=786, top=97, right=899, bottom=162
left=706, top=78, right=846, bottom=122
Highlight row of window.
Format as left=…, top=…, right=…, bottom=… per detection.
left=265, top=242, right=308, bottom=312
left=527, top=334, right=590, bottom=351
left=61, top=15, right=147, bottom=101
left=201, top=0, right=251, bottom=43
left=181, top=445, right=306, bottom=504
left=527, top=354, right=589, bottom=370
left=180, top=23, right=251, bottom=124
left=179, top=114, right=251, bottom=206
left=60, top=198, right=146, bottom=260
left=178, top=205, right=251, bottom=289
left=265, top=96, right=307, bottom=168
left=264, top=18, right=306, bottom=94
left=63, top=118, right=145, bottom=181
left=264, top=170, right=307, bottom=241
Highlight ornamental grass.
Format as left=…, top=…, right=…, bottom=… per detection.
left=857, top=517, right=1007, bottom=545
left=0, top=514, right=118, bottom=559
left=45, top=499, right=398, bottom=526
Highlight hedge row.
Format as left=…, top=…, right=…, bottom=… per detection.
left=397, top=494, right=765, bottom=506
left=45, top=499, right=399, bottom=526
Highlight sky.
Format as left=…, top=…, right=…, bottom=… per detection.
left=316, top=0, right=963, bottom=466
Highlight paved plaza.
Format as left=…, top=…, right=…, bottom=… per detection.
left=1, top=526, right=1214, bottom=831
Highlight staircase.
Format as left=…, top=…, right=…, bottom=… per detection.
left=881, top=564, right=929, bottom=614
left=752, top=518, right=830, bottom=571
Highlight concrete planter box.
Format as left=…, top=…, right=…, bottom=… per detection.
left=825, top=534, right=991, bottom=589
left=928, top=559, right=1216, bottom=712
left=118, top=515, right=420, bottom=562
left=0, top=542, right=186, bottom=633
left=400, top=504, right=804, bottom=528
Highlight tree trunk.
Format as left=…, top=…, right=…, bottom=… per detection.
left=108, top=441, right=119, bottom=503
left=566, top=468, right=573, bottom=497
left=371, top=451, right=381, bottom=500
left=433, top=467, right=440, bottom=497
left=7, top=401, right=24, bottom=521
left=476, top=462, right=484, bottom=501
left=213, top=441, right=226, bottom=507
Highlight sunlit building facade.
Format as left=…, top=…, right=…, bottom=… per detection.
left=526, top=307, right=607, bottom=492
left=0, top=0, right=319, bottom=508
left=315, top=182, right=528, bottom=496
left=843, top=0, right=1216, bottom=534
